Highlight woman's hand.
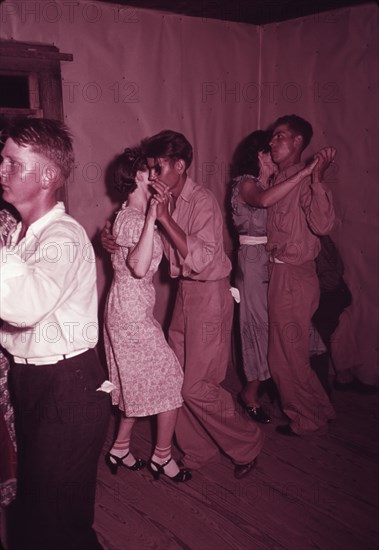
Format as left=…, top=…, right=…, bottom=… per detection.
left=0, top=209, right=17, bottom=247
left=258, top=151, right=278, bottom=188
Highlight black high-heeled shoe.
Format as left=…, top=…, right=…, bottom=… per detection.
left=105, top=451, right=146, bottom=475
left=148, top=458, right=192, bottom=483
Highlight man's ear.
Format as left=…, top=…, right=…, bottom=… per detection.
left=294, top=134, right=303, bottom=151
left=41, top=164, right=61, bottom=190
left=175, top=159, right=186, bottom=175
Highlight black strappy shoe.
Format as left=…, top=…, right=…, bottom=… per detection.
left=105, top=451, right=146, bottom=475
left=148, top=458, right=192, bottom=483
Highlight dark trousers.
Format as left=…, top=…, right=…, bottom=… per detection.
left=8, top=349, right=110, bottom=550
left=312, top=282, right=352, bottom=353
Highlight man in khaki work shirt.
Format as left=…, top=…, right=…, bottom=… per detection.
left=267, top=114, right=336, bottom=436
left=143, top=130, right=264, bottom=479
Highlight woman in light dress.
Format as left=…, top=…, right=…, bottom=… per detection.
left=104, top=147, right=191, bottom=483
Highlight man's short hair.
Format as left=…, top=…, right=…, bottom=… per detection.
left=6, top=118, right=75, bottom=180
left=142, top=130, right=193, bottom=169
left=273, top=114, right=313, bottom=151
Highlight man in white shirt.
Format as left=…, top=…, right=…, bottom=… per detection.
left=0, top=118, right=110, bottom=550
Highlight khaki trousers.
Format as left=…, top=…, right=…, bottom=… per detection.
left=170, top=278, right=264, bottom=469
left=268, top=262, right=335, bottom=434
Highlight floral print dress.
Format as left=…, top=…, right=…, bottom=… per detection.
left=104, top=204, right=184, bottom=416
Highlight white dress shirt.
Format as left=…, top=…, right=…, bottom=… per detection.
left=0, top=202, right=98, bottom=359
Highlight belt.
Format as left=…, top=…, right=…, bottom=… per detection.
left=239, top=235, right=267, bottom=245
left=13, top=348, right=89, bottom=366
left=179, top=277, right=207, bottom=283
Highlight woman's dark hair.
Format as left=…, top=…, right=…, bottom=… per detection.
left=113, top=147, right=147, bottom=198
left=230, top=130, right=270, bottom=179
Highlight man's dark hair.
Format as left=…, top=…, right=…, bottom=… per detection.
left=273, top=114, right=313, bottom=151
left=230, top=130, right=270, bottom=179
left=142, top=130, right=193, bottom=169
left=6, top=117, right=75, bottom=180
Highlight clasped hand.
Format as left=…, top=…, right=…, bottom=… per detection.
left=311, top=146, right=337, bottom=182
left=150, top=180, right=173, bottom=221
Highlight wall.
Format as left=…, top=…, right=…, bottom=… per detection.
left=0, top=0, right=377, bottom=382
left=260, top=4, right=378, bottom=383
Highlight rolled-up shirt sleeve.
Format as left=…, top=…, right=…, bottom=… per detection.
left=1, top=233, right=80, bottom=327
left=0, top=203, right=99, bottom=358
left=301, top=182, right=335, bottom=235
left=1, top=258, right=61, bottom=327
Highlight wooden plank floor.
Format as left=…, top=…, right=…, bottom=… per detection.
left=94, top=367, right=379, bottom=550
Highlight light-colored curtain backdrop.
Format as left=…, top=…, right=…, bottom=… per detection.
left=0, top=1, right=377, bottom=383
left=259, top=6, right=378, bottom=384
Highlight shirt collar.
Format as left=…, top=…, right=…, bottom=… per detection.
left=18, top=202, right=66, bottom=238
left=278, top=161, right=305, bottom=180
left=177, top=176, right=195, bottom=203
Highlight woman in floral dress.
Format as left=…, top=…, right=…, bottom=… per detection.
left=104, top=147, right=191, bottom=483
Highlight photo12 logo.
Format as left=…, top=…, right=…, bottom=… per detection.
left=201, top=81, right=341, bottom=104
left=62, top=80, right=140, bottom=104
left=0, top=2, right=140, bottom=24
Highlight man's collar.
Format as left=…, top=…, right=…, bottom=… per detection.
left=278, top=161, right=305, bottom=179
left=177, top=176, right=195, bottom=203
left=22, top=202, right=66, bottom=235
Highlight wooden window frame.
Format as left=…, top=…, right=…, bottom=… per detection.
left=0, top=40, right=73, bottom=204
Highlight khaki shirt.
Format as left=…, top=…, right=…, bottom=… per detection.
left=266, top=163, right=335, bottom=265
left=162, top=177, right=231, bottom=280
